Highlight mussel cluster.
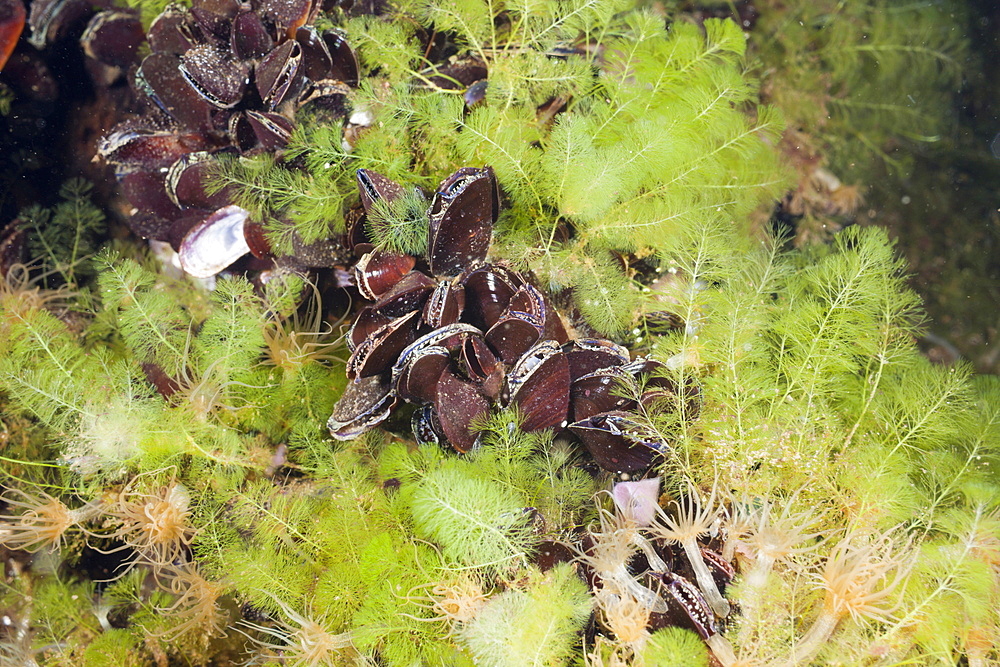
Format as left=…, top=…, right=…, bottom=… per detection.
left=98, top=0, right=358, bottom=277
left=329, top=167, right=685, bottom=473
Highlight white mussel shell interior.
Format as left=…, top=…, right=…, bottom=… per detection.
left=178, top=205, right=252, bottom=278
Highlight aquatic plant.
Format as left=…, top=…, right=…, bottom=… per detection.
left=0, top=0, right=997, bottom=665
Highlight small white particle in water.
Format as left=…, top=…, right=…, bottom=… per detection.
left=2, top=616, right=10, bottom=626
left=901, top=195, right=911, bottom=205
left=560, top=420, right=567, bottom=428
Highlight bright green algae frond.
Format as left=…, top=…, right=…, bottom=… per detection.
left=0, top=1, right=998, bottom=666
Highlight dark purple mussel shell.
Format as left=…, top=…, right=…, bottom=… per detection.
left=356, top=169, right=405, bottom=214
left=354, top=250, right=416, bottom=300
left=256, top=40, right=304, bottom=109
left=570, top=366, right=638, bottom=422
left=459, top=335, right=503, bottom=399
left=422, top=56, right=487, bottom=91
left=347, top=310, right=420, bottom=380
left=27, top=0, right=91, bottom=49
left=392, top=323, right=481, bottom=385
left=147, top=5, right=204, bottom=55
left=484, top=284, right=546, bottom=363
left=120, top=171, right=182, bottom=230
left=296, top=25, right=332, bottom=80
left=412, top=404, right=444, bottom=447
left=166, top=151, right=233, bottom=210
left=258, top=0, right=313, bottom=36
left=372, top=271, right=435, bottom=318
left=564, top=338, right=631, bottom=382
left=507, top=340, right=570, bottom=433
left=461, top=264, right=521, bottom=330
left=648, top=571, right=717, bottom=640
left=177, top=205, right=252, bottom=278
left=230, top=8, right=272, bottom=60
left=422, top=280, right=465, bottom=328
left=100, top=127, right=214, bottom=173
left=245, top=110, right=294, bottom=151
left=485, top=311, right=543, bottom=364
left=568, top=411, right=668, bottom=474
left=428, top=167, right=498, bottom=277
left=395, top=345, right=449, bottom=404
left=189, top=0, right=239, bottom=40
left=136, top=53, right=214, bottom=130
left=297, top=78, right=351, bottom=113
left=328, top=374, right=397, bottom=440
left=324, top=30, right=358, bottom=85
left=464, top=79, right=488, bottom=107
left=435, top=367, right=489, bottom=453
left=243, top=218, right=272, bottom=259
left=180, top=44, right=250, bottom=109
left=348, top=306, right=393, bottom=351
left=81, top=11, right=144, bottom=69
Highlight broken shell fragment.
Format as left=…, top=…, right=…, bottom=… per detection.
left=178, top=205, right=252, bottom=278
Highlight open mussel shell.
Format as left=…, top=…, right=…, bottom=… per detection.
left=428, top=167, right=498, bottom=277
left=256, top=40, right=304, bottom=110
left=180, top=44, right=249, bottom=109
left=356, top=169, right=406, bottom=214
left=178, top=205, right=252, bottom=278
left=507, top=340, right=570, bottom=433
left=136, top=53, right=213, bottom=130
left=435, top=367, right=489, bottom=453
left=297, top=78, right=351, bottom=114
left=245, top=110, right=294, bottom=151
left=648, top=571, right=718, bottom=640
left=81, top=11, right=144, bottom=69
left=354, top=250, right=416, bottom=300
left=568, top=411, right=667, bottom=474
left=346, top=310, right=419, bottom=380
left=328, top=373, right=397, bottom=440
left=422, top=280, right=465, bottom=328
left=230, top=8, right=271, bottom=60
left=348, top=306, right=392, bottom=352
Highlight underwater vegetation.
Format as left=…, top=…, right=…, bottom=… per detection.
left=0, top=0, right=998, bottom=665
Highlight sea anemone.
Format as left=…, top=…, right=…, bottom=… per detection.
left=0, top=487, right=97, bottom=552
left=95, top=479, right=194, bottom=571
left=651, top=482, right=730, bottom=617
left=786, top=527, right=911, bottom=665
